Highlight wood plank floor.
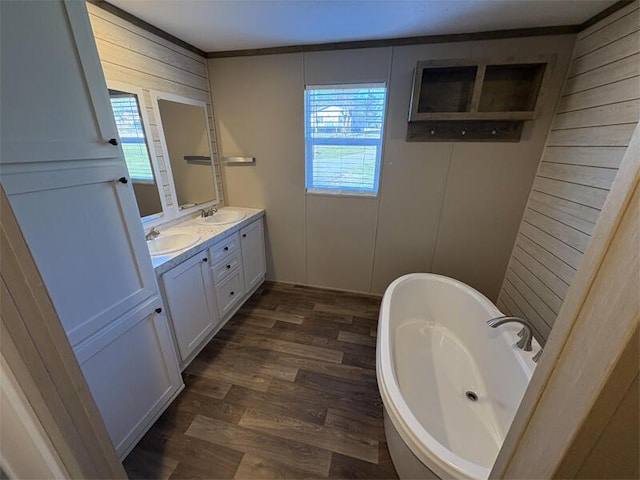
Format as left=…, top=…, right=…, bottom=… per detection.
left=123, top=282, right=399, bottom=479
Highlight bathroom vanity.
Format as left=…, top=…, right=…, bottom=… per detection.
left=150, top=209, right=266, bottom=370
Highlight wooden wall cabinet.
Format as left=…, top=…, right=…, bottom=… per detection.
left=408, top=56, right=554, bottom=141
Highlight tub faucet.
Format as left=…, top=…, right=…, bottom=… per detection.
left=487, top=316, right=545, bottom=359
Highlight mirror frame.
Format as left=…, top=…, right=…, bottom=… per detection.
left=151, top=90, right=221, bottom=221
left=107, top=81, right=168, bottom=227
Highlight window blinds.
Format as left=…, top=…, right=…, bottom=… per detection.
left=109, top=94, right=154, bottom=182
left=304, top=84, right=387, bottom=194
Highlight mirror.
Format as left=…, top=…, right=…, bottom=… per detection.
left=108, top=86, right=164, bottom=220
left=156, top=96, right=218, bottom=210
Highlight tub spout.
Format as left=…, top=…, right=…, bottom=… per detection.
left=487, top=315, right=545, bottom=352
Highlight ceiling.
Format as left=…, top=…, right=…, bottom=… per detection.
left=107, top=0, right=617, bottom=53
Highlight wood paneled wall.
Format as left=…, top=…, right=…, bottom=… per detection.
left=86, top=4, right=224, bottom=210
left=497, top=1, right=640, bottom=338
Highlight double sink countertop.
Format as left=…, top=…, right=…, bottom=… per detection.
left=147, top=207, right=265, bottom=276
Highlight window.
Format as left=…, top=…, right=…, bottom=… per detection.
left=304, top=83, right=387, bottom=195
left=108, top=90, right=155, bottom=183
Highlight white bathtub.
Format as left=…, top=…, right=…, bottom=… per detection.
left=376, top=274, right=538, bottom=480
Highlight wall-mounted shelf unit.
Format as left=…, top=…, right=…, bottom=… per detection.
left=407, top=56, right=554, bottom=141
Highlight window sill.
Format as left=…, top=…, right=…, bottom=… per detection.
left=305, top=188, right=378, bottom=199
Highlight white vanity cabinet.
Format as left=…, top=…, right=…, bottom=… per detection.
left=1, top=0, right=182, bottom=460
left=241, top=219, right=267, bottom=292
left=158, top=216, right=266, bottom=370
left=161, top=251, right=218, bottom=362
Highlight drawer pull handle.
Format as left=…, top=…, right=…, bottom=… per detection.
left=203, top=257, right=208, bottom=262
left=226, top=264, right=231, bottom=269
left=108, top=138, right=119, bottom=146
left=118, top=177, right=128, bottom=184
left=224, top=246, right=229, bottom=251
left=242, top=234, right=247, bottom=238
left=155, top=307, right=162, bottom=314
left=230, top=291, right=235, bottom=296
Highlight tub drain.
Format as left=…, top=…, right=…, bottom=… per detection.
left=465, top=391, right=478, bottom=402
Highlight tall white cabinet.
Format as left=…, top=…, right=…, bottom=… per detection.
left=0, top=0, right=182, bottom=459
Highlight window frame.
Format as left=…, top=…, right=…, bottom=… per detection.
left=304, top=82, right=388, bottom=198
left=108, top=92, right=155, bottom=184
left=106, top=81, right=168, bottom=225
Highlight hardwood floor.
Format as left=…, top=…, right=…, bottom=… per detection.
left=123, top=282, right=399, bottom=479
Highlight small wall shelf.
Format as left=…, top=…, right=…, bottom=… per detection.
left=222, top=156, right=256, bottom=166
left=408, top=55, right=554, bottom=141
left=184, top=155, right=212, bottom=164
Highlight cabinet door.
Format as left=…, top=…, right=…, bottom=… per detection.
left=162, top=252, right=218, bottom=361
left=0, top=1, right=119, bottom=165
left=240, top=218, right=266, bottom=292
left=2, top=163, right=158, bottom=346
left=75, top=297, right=182, bottom=458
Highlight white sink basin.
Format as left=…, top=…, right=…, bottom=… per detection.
left=147, top=231, right=200, bottom=256
left=196, top=210, right=246, bottom=226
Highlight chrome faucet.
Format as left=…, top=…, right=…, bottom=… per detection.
left=487, top=315, right=545, bottom=362
left=200, top=207, right=218, bottom=218
left=145, top=227, right=160, bottom=241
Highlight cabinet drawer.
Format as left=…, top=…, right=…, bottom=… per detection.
left=208, top=233, right=240, bottom=264
left=211, top=253, right=241, bottom=284
left=214, top=269, right=244, bottom=319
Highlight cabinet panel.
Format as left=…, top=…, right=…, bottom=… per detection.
left=162, top=252, right=218, bottom=361
left=214, top=268, right=245, bottom=320
left=75, top=298, right=182, bottom=458
left=3, top=162, right=158, bottom=346
left=240, top=219, right=266, bottom=292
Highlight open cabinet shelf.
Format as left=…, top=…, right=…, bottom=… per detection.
left=408, top=56, right=553, bottom=141
left=416, top=65, right=478, bottom=113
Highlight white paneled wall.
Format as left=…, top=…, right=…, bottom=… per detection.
left=86, top=4, right=224, bottom=209
left=498, top=1, right=640, bottom=338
